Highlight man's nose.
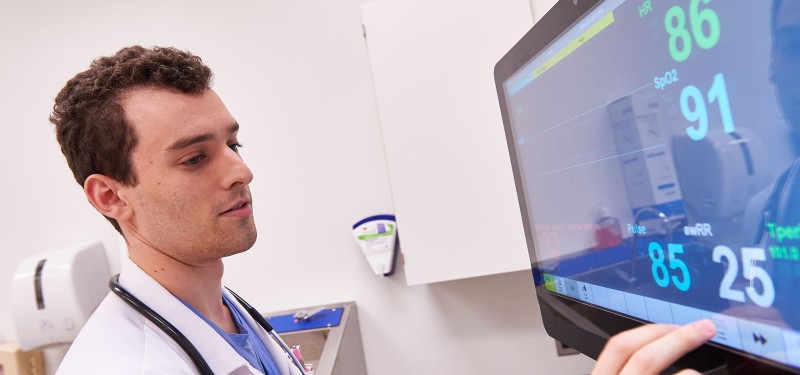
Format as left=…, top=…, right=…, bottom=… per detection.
left=221, top=147, right=254, bottom=189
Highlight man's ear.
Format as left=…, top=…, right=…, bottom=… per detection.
left=83, top=174, right=132, bottom=221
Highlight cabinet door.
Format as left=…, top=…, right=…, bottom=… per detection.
left=362, top=0, right=533, bottom=285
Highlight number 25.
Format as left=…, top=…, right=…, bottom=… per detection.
left=713, top=246, right=775, bottom=307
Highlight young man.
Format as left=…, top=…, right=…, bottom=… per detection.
left=52, top=46, right=302, bottom=374
left=50, top=46, right=713, bottom=374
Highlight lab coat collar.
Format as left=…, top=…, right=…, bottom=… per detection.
left=222, top=288, right=298, bottom=375
left=118, top=257, right=258, bottom=375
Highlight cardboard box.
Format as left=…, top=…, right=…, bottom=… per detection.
left=0, top=343, right=44, bottom=375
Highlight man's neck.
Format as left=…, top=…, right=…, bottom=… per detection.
left=127, top=243, right=239, bottom=334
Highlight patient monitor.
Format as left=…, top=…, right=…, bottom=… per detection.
left=495, top=0, right=800, bottom=372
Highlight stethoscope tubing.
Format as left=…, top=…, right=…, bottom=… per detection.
left=109, top=274, right=305, bottom=375
left=225, top=288, right=307, bottom=373
left=109, top=274, right=214, bottom=374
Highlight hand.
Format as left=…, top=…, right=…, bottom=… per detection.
left=591, top=319, right=716, bottom=375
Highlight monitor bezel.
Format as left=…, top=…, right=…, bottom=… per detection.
left=493, top=0, right=796, bottom=373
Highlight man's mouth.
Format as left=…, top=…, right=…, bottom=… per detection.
left=221, top=200, right=251, bottom=215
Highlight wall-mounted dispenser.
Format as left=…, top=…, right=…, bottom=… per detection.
left=351, top=215, right=398, bottom=276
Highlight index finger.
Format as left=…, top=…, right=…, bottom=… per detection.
left=592, top=323, right=677, bottom=375
left=593, top=319, right=716, bottom=375
left=620, top=319, right=716, bottom=375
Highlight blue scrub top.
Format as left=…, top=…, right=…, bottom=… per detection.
left=181, top=295, right=281, bottom=375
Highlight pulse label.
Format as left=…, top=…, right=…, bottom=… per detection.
left=627, top=224, right=647, bottom=234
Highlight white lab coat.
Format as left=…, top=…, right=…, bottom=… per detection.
left=56, top=257, right=304, bottom=375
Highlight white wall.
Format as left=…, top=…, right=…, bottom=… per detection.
left=0, top=0, right=595, bottom=373
left=531, top=0, right=559, bottom=20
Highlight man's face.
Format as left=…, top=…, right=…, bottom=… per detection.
left=772, top=1, right=800, bottom=135
left=119, top=88, right=256, bottom=264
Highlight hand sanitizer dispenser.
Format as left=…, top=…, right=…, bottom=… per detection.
left=12, top=241, right=110, bottom=351
left=352, top=215, right=398, bottom=276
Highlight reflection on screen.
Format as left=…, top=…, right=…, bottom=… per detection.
left=503, top=0, right=800, bottom=369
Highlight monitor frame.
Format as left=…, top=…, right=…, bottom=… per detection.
left=493, top=0, right=795, bottom=373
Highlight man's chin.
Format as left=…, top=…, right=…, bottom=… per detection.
left=213, top=220, right=257, bottom=258
left=222, top=244, right=255, bottom=258
left=232, top=227, right=258, bottom=255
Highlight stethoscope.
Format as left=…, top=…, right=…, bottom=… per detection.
left=109, top=274, right=306, bottom=375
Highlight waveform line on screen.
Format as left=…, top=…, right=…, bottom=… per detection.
left=531, top=82, right=653, bottom=138
left=535, top=133, right=660, bottom=172
left=535, top=143, right=665, bottom=177
left=551, top=91, right=658, bottom=139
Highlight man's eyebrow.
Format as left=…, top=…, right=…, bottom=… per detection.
left=165, top=123, right=240, bottom=153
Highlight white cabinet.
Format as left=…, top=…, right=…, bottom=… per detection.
left=361, top=0, right=534, bottom=285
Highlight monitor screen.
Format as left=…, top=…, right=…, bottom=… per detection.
left=495, top=0, right=800, bottom=372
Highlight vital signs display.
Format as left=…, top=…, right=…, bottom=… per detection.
left=498, top=0, right=800, bottom=371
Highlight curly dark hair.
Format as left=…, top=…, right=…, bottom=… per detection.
left=50, top=46, right=214, bottom=233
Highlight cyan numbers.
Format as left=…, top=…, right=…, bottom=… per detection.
left=681, top=73, right=735, bottom=140
left=649, top=242, right=691, bottom=292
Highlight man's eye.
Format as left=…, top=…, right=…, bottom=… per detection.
left=184, top=155, right=205, bottom=166
left=229, top=143, right=244, bottom=153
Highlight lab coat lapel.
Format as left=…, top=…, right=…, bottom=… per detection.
left=223, top=289, right=304, bottom=375
left=118, top=257, right=259, bottom=375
